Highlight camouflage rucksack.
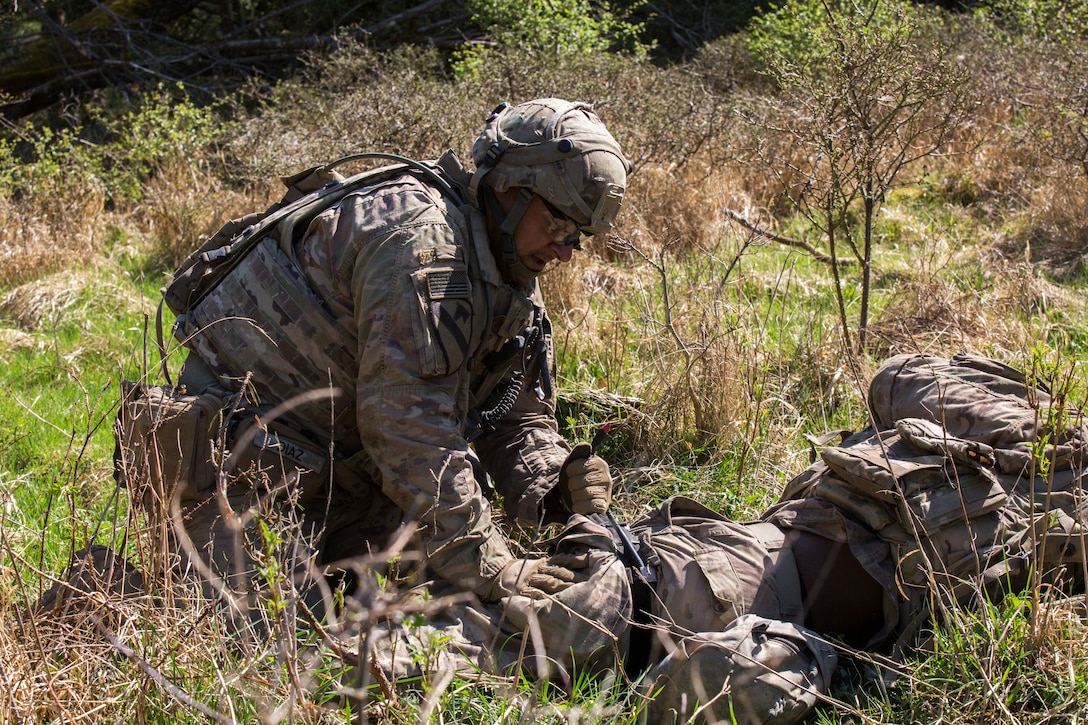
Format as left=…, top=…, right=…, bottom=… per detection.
left=770, top=353, right=1088, bottom=650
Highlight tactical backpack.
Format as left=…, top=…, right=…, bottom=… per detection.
left=769, top=352, right=1088, bottom=650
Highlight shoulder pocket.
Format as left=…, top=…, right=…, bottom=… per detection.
left=410, top=262, right=473, bottom=377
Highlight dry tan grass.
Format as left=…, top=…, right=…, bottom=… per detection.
left=137, top=160, right=277, bottom=269
left=4, top=596, right=164, bottom=721
left=1005, top=174, right=1088, bottom=280
left=3, top=510, right=360, bottom=724
left=0, top=186, right=105, bottom=289
left=613, top=165, right=724, bottom=259
left=868, top=277, right=990, bottom=359
left=0, top=326, right=38, bottom=353
left=0, top=268, right=148, bottom=332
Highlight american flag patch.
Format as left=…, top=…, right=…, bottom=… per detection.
left=426, top=269, right=470, bottom=299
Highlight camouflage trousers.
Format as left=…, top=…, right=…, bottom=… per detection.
left=162, top=475, right=404, bottom=620
left=118, top=354, right=409, bottom=626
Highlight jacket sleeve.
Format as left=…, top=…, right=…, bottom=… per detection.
left=334, top=186, right=516, bottom=598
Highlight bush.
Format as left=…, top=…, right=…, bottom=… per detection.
left=0, top=86, right=228, bottom=286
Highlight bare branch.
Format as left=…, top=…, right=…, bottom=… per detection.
left=724, top=208, right=839, bottom=264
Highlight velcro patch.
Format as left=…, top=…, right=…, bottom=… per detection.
left=426, top=269, right=470, bottom=299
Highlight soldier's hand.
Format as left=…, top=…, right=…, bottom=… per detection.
left=524, top=552, right=593, bottom=594
left=489, top=558, right=541, bottom=601
left=558, top=442, right=613, bottom=515
left=489, top=553, right=592, bottom=601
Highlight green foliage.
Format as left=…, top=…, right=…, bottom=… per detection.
left=453, top=0, right=648, bottom=78
left=976, top=0, right=1088, bottom=45
left=745, top=0, right=835, bottom=74
left=0, top=265, right=156, bottom=579
left=88, top=86, right=224, bottom=202
left=2, top=123, right=93, bottom=198
left=2, top=84, right=223, bottom=204
left=889, top=595, right=1088, bottom=722
left=745, top=0, right=923, bottom=80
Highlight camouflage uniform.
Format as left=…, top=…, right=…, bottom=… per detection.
left=169, top=150, right=574, bottom=599
left=359, top=498, right=832, bottom=725
left=369, top=497, right=814, bottom=690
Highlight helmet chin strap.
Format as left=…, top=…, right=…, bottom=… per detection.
left=485, top=186, right=539, bottom=287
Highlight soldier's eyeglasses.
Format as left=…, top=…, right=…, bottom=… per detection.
left=539, top=196, right=586, bottom=250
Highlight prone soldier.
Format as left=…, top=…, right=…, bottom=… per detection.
left=367, top=352, right=1088, bottom=725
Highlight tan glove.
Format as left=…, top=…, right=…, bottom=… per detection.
left=501, top=550, right=632, bottom=673
left=488, top=553, right=593, bottom=601
left=524, top=552, right=593, bottom=593
left=558, top=442, right=613, bottom=515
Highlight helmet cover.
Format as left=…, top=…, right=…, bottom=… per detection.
left=470, top=98, right=631, bottom=237
left=638, top=615, right=837, bottom=725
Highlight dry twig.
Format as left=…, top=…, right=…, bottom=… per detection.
left=724, top=208, right=838, bottom=264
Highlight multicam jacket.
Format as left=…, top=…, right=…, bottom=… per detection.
left=173, top=151, right=571, bottom=596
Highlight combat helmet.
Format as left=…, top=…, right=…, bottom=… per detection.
left=468, top=98, right=631, bottom=282
left=638, top=615, right=837, bottom=725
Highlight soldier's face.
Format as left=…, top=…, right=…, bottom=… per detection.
left=510, top=195, right=579, bottom=273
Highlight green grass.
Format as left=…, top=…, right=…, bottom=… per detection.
left=0, top=265, right=160, bottom=589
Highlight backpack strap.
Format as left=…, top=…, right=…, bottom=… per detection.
left=164, top=153, right=462, bottom=317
